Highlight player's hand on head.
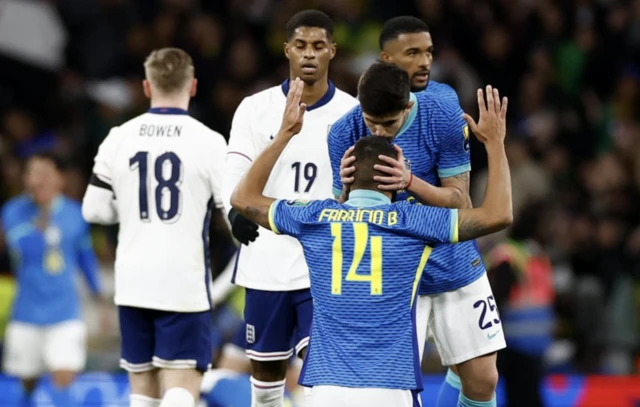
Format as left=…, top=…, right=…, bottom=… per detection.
left=462, top=85, right=508, bottom=145
left=278, top=77, right=307, bottom=137
left=228, top=209, right=259, bottom=246
left=340, top=146, right=356, bottom=185
left=374, top=144, right=412, bottom=191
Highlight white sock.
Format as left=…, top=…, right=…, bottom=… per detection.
left=304, top=387, right=313, bottom=407
left=250, top=377, right=286, bottom=407
left=130, top=394, right=162, bottom=407
left=159, top=387, right=195, bottom=407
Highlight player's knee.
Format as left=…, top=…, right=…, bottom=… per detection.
left=159, top=387, right=195, bottom=407
left=250, top=359, right=288, bottom=382
left=461, top=365, right=499, bottom=399
left=51, top=370, right=75, bottom=388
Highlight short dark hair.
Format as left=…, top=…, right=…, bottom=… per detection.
left=351, top=136, right=396, bottom=190
left=358, top=62, right=410, bottom=116
left=286, top=10, right=334, bottom=41
left=379, top=16, right=429, bottom=49
left=28, top=151, right=68, bottom=172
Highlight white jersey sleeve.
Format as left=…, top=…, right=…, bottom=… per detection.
left=222, top=97, right=256, bottom=215
left=82, top=128, right=122, bottom=224
left=229, top=83, right=358, bottom=291
left=204, top=128, right=227, bottom=210
left=100, top=111, right=227, bottom=312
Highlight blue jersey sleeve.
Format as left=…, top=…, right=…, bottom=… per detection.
left=328, top=110, right=361, bottom=198
left=398, top=203, right=459, bottom=244
left=76, top=220, right=101, bottom=295
left=268, top=199, right=323, bottom=238
left=71, top=208, right=101, bottom=295
left=436, top=99, right=471, bottom=179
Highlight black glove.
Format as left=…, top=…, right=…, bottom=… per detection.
left=228, top=208, right=259, bottom=245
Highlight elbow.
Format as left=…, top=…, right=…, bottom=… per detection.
left=229, top=189, right=246, bottom=216
left=82, top=204, right=116, bottom=225
left=82, top=205, right=100, bottom=224
left=495, top=212, right=513, bottom=231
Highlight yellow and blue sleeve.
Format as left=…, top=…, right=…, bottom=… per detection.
left=437, top=109, right=472, bottom=178
left=268, top=200, right=282, bottom=234
left=449, top=209, right=459, bottom=243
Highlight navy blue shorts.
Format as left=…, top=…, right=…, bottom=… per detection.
left=244, top=288, right=312, bottom=361
left=231, top=322, right=246, bottom=349
left=118, top=306, right=212, bottom=373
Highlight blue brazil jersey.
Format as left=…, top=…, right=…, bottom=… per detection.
left=268, top=190, right=458, bottom=390
left=328, top=83, right=484, bottom=295
left=1, top=195, right=100, bottom=325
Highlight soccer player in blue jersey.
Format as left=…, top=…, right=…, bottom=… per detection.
left=329, top=62, right=507, bottom=407
left=229, top=76, right=511, bottom=407
left=1, top=152, right=105, bottom=407
left=374, top=16, right=500, bottom=407
left=378, top=16, right=457, bottom=98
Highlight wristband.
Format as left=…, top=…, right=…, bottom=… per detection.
left=406, top=173, right=414, bottom=190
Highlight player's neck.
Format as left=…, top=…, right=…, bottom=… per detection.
left=348, top=186, right=393, bottom=201
left=149, top=97, right=190, bottom=111
left=297, top=77, right=329, bottom=107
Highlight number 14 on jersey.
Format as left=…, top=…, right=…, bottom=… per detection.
left=331, top=223, right=383, bottom=296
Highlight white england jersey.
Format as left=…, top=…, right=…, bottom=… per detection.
left=93, top=108, right=227, bottom=312
left=222, top=80, right=358, bottom=291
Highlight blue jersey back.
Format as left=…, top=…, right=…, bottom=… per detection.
left=268, top=190, right=458, bottom=390
left=328, top=82, right=485, bottom=295
left=1, top=195, right=100, bottom=325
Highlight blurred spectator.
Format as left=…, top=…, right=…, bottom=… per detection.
left=486, top=202, right=556, bottom=407
left=0, top=153, right=108, bottom=407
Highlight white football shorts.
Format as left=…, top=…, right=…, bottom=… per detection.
left=2, top=319, right=87, bottom=378
left=310, top=385, right=420, bottom=407
left=416, top=273, right=506, bottom=366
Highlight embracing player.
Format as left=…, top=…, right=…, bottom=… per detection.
left=229, top=73, right=511, bottom=407
left=221, top=10, right=357, bottom=407
left=373, top=16, right=500, bottom=406
left=330, top=60, right=506, bottom=407
left=82, top=48, right=227, bottom=407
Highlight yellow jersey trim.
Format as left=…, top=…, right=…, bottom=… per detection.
left=411, top=246, right=433, bottom=306
left=268, top=200, right=281, bottom=234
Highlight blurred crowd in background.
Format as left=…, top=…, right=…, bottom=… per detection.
left=0, top=0, right=639, bottom=376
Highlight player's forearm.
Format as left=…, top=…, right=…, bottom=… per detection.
left=79, top=251, right=102, bottom=295
left=458, top=141, right=512, bottom=241
left=231, top=132, right=293, bottom=228
left=408, top=177, right=473, bottom=209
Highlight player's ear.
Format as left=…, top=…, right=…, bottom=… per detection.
left=380, top=52, right=391, bottom=63
left=406, top=100, right=415, bottom=111
left=142, top=80, right=152, bottom=100
left=284, top=42, right=291, bottom=60
left=190, top=78, right=197, bottom=97
left=329, top=42, right=337, bottom=60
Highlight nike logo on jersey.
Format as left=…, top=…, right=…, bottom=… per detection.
left=487, top=330, right=501, bottom=340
